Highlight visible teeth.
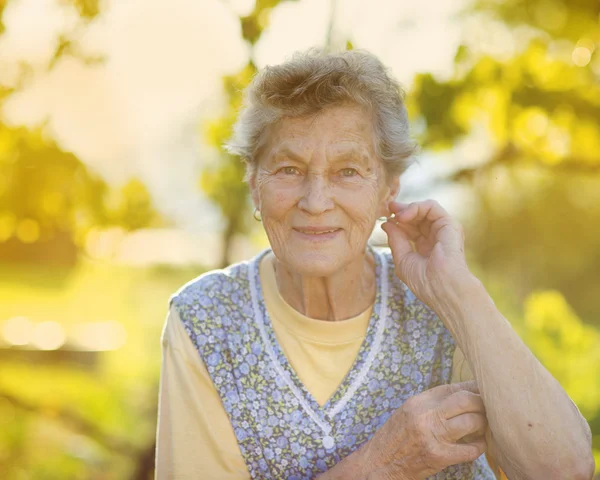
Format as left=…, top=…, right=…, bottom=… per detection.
left=305, top=229, right=337, bottom=234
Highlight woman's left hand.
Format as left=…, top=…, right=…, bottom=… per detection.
left=381, top=200, right=475, bottom=312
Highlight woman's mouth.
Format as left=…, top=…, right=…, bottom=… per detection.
left=293, top=227, right=342, bottom=241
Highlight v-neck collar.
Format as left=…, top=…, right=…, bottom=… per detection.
left=247, top=246, right=389, bottom=435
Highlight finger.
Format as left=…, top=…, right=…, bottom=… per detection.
left=383, top=218, right=422, bottom=241
left=389, top=200, right=451, bottom=237
left=444, top=413, right=488, bottom=442
left=391, top=202, right=464, bottom=258
left=388, top=201, right=431, bottom=238
left=460, top=429, right=488, bottom=445
left=422, top=381, right=479, bottom=402
left=444, top=437, right=487, bottom=464
left=439, top=390, right=486, bottom=419
left=433, top=221, right=465, bottom=259
left=381, top=221, right=422, bottom=281
left=414, top=232, right=437, bottom=253
left=389, top=200, right=451, bottom=223
left=381, top=220, right=416, bottom=259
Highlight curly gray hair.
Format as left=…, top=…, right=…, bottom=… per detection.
left=225, top=48, right=419, bottom=178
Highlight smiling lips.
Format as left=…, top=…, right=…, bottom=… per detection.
left=293, top=227, right=342, bottom=236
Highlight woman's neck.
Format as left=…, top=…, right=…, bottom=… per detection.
left=273, top=251, right=376, bottom=322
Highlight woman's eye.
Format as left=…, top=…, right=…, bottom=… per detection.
left=281, top=166, right=301, bottom=175
left=340, top=168, right=358, bottom=177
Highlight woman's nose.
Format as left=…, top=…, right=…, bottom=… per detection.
left=297, top=174, right=335, bottom=215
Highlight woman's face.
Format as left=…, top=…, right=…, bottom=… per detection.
left=250, top=104, right=399, bottom=276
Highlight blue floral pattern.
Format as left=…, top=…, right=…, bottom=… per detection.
left=170, top=247, right=495, bottom=479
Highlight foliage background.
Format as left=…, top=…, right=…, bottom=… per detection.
left=0, top=0, right=598, bottom=478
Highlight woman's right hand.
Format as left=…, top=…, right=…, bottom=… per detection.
left=362, top=381, right=488, bottom=480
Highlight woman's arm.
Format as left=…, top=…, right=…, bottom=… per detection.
left=155, top=307, right=251, bottom=479
left=433, top=274, right=594, bottom=480
left=382, top=199, right=595, bottom=480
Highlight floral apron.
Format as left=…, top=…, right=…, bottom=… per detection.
left=171, top=247, right=495, bottom=479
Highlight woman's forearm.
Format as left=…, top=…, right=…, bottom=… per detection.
left=434, top=275, right=594, bottom=479
left=315, top=444, right=372, bottom=480
left=316, top=442, right=414, bottom=480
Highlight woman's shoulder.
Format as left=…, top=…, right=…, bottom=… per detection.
left=168, top=255, right=255, bottom=311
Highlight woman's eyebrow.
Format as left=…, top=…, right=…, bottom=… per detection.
left=270, top=147, right=306, bottom=163
left=330, top=148, right=371, bottom=165
left=269, top=146, right=371, bottom=165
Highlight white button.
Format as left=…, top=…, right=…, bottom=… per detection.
left=322, top=435, right=335, bottom=449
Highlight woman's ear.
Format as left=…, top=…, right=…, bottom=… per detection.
left=247, top=165, right=260, bottom=209
left=378, top=176, right=400, bottom=217
left=388, top=176, right=401, bottom=203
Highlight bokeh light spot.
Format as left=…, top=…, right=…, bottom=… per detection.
left=32, top=321, right=66, bottom=350
left=2, top=316, right=33, bottom=346
left=16, top=218, right=40, bottom=243
left=72, top=321, right=127, bottom=351
left=527, top=110, right=549, bottom=137
left=572, top=46, right=591, bottom=67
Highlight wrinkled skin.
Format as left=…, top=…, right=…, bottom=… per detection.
left=250, top=103, right=398, bottom=278
left=363, top=382, right=488, bottom=480
left=249, top=104, right=399, bottom=320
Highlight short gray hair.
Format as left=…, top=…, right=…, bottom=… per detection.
left=225, top=48, right=419, bottom=177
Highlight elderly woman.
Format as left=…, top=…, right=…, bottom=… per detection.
left=155, top=50, right=593, bottom=480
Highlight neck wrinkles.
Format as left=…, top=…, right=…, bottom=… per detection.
left=273, top=249, right=376, bottom=321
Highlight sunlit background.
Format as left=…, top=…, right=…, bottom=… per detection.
left=1, top=0, right=599, bottom=478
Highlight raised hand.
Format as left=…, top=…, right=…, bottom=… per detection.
left=381, top=200, right=474, bottom=313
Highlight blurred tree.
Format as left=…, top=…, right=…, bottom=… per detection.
left=202, top=64, right=256, bottom=269
left=200, top=0, right=298, bottom=268
left=0, top=124, right=163, bottom=265
left=0, top=1, right=161, bottom=476
left=0, top=1, right=162, bottom=266
left=521, top=290, right=600, bottom=419
left=107, top=178, right=164, bottom=232
left=0, top=125, right=108, bottom=265
left=408, top=0, right=600, bottom=321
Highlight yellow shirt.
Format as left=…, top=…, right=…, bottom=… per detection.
left=155, top=252, right=498, bottom=479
